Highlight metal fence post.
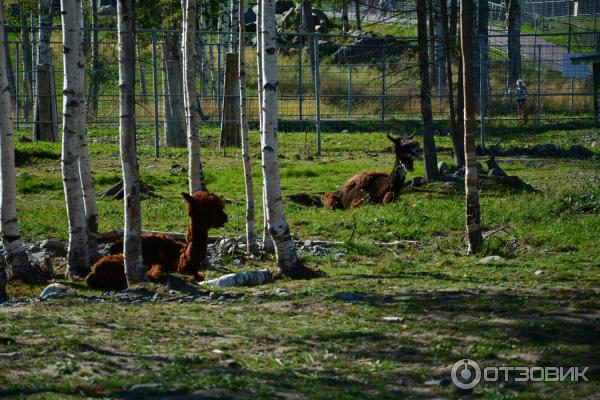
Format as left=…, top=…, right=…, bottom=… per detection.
left=347, top=64, right=352, bottom=116
left=381, top=46, right=386, bottom=131
left=537, top=44, right=542, bottom=123
left=217, top=40, right=222, bottom=123
left=15, top=44, right=19, bottom=131
left=313, top=33, right=321, bottom=156
left=151, top=29, right=160, bottom=157
left=479, top=35, right=485, bottom=150
left=298, top=39, right=303, bottom=131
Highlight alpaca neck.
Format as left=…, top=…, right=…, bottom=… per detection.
left=388, top=159, right=407, bottom=196
left=179, top=221, right=209, bottom=271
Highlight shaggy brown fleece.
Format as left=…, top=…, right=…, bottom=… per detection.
left=85, top=191, right=227, bottom=290
left=323, top=135, right=421, bottom=210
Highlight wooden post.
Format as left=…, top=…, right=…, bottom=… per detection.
left=219, top=52, right=241, bottom=147
left=164, top=59, right=186, bottom=147
left=33, top=63, right=58, bottom=141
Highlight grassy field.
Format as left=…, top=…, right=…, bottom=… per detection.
left=0, top=123, right=599, bottom=399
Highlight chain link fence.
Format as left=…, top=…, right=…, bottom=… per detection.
left=3, top=25, right=599, bottom=146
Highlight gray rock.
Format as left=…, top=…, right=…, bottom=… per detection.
left=478, top=255, right=505, bottom=264
left=488, top=167, right=507, bottom=177
left=39, top=283, right=71, bottom=300
left=40, top=239, right=67, bottom=258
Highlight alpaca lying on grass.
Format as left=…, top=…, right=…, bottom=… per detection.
left=85, top=191, right=228, bottom=290
left=323, top=135, right=422, bottom=210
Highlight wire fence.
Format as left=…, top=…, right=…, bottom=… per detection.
left=3, top=25, right=599, bottom=145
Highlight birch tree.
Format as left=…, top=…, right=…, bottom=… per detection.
left=88, top=0, right=100, bottom=113
left=507, top=0, right=521, bottom=90
left=260, top=0, right=315, bottom=278
left=34, top=0, right=58, bottom=142
left=460, top=0, right=483, bottom=253
left=60, top=0, right=91, bottom=277
left=183, top=0, right=207, bottom=193
left=117, top=0, right=147, bottom=285
left=0, top=3, right=40, bottom=285
left=255, top=0, right=274, bottom=253
left=416, top=0, right=439, bottom=181
left=238, top=0, right=258, bottom=255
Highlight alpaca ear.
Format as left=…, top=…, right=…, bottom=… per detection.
left=182, top=192, right=194, bottom=204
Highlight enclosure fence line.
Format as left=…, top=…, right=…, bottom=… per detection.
left=3, top=25, right=599, bottom=155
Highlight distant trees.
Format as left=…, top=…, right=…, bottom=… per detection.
left=460, top=0, right=483, bottom=253
left=34, top=0, right=58, bottom=142
left=507, top=0, right=521, bottom=90
left=416, top=0, right=439, bottom=181
left=117, top=0, right=147, bottom=285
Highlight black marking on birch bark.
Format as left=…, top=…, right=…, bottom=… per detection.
left=264, top=145, right=274, bottom=152
left=63, top=47, right=71, bottom=54
left=266, top=47, right=275, bottom=54
left=264, top=82, right=277, bottom=91
left=2, top=234, right=21, bottom=243
left=2, top=217, right=17, bottom=224
left=2, top=85, right=9, bottom=93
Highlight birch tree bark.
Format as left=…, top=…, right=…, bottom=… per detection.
left=2, top=28, right=15, bottom=109
left=19, top=9, right=33, bottom=121
left=416, top=0, right=439, bottom=181
left=507, top=0, right=521, bottom=90
left=87, top=0, right=100, bottom=113
left=238, top=0, right=258, bottom=255
left=460, top=0, right=483, bottom=253
left=354, top=0, right=361, bottom=30
left=183, top=0, right=207, bottom=193
left=0, top=3, right=39, bottom=284
left=61, top=0, right=90, bottom=277
left=255, top=0, right=274, bottom=253
left=79, top=128, right=99, bottom=263
left=117, top=0, right=147, bottom=285
left=260, top=0, right=315, bottom=278
left=34, top=0, right=58, bottom=142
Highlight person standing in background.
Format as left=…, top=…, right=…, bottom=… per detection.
left=516, top=79, right=528, bottom=121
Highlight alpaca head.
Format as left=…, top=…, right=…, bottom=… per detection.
left=182, top=191, right=228, bottom=228
left=387, top=134, right=422, bottom=172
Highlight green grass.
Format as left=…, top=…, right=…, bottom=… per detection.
left=1, top=124, right=599, bottom=399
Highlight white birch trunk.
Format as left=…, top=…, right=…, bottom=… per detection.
left=183, top=0, right=207, bottom=193
left=0, top=3, right=37, bottom=285
left=117, top=0, right=146, bottom=285
left=61, top=0, right=90, bottom=277
left=260, top=0, right=310, bottom=278
left=255, top=0, right=274, bottom=253
left=460, top=0, right=483, bottom=253
left=78, top=128, right=99, bottom=262
left=238, top=0, right=258, bottom=255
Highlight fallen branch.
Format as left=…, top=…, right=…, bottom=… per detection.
left=483, top=226, right=511, bottom=239
left=202, top=269, right=273, bottom=288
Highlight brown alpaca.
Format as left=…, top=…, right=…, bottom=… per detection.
left=323, top=135, right=422, bottom=210
left=85, top=191, right=228, bottom=290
